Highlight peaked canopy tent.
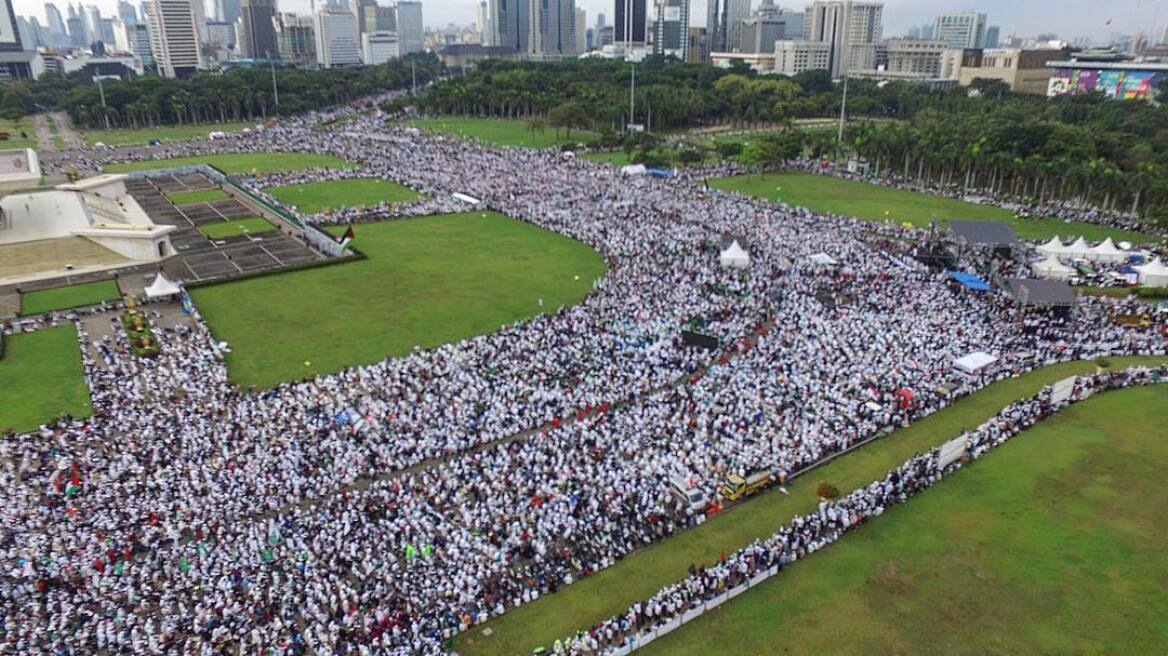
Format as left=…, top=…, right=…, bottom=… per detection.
left=946, top=270, right=991, bottom=291
left=1088, top=237, right=1127, bottom=264
left=1031, top=255, right=1075, bottom=281
left=719, top=240, right=750, bottom=269
left=1133, top=258, right=1168, bottom=287
left=144, top=272, right=181, bottom=298
left=809, top=252, right=838, bottom=266
left=1062, top=236, right=1092, bottom=258
left=1035, top=235, right=1065, bottom=256
left=1005, top=277, right=1077, bottom=308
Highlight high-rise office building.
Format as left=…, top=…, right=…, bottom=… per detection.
left=215, top=0, right=240, bottom=24
left=238, top=0, right=278, bottom=58
left=933, top=12, right=986, bottom=49
left=596, top=12, right=603, bottom=30
left=575, top=6, right=585, bottom=52
left=45, top=3, right=67, bottom=37
left=738, top=1, right=802, bottom=54
left=66, top=4, right=85, bottom=46
left=117, top=0, right=138, bottom=24
left=490, top=0, right=529, bottom=52
left=796, top=0, right=883, bottom=76
left=984, top=24, right=999, bottom=48
left=363, top=4, right=395, bottom=32
left=362, top=29, right=398, bottom=63
left=17, top=17, right=44, bottom=49
left=115, top=19, right=154, bottom=66
left=685, top=26, right=705, bottom=62
left=275, top=11, right=314, bottom=64
left=146, top=0, right=201, bottom=76
left=101, top=17, right=117, bottom=43
left=314, top=8, right=360, bottom=66
left=83, top=4, right=102, bottom=45
left=722, top=0, right=749, bottom=51
left=395, top=0, right=422, bottom=53
left=651, top=0, right=687, bottom=58
left=476, top=0, right=490, bottom=44
left=528, top=0, right=575, bottom=56
left=614, top=0, right=645, bottom=45
left=351, top=0, right=376, bottom=34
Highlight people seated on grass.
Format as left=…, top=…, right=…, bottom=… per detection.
left=3, top=107, right=1167, bottom=656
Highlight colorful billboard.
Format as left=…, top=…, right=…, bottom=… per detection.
left=1047, top=66, right=1167, bottom=100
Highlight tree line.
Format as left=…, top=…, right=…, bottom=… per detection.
left=417, top=58, right=1168, bottom=224
left=0, top=54, right=442, bottom=129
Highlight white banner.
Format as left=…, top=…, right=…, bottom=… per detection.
left=938, top=434, right=969, bottom=468
left=1050, top=375, right=1077, bottom=404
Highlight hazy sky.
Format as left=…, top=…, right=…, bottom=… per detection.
left=15, top=0, right=1168, bottom=44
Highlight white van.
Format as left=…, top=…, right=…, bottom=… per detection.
left=670, top=477, right=709, bottom=515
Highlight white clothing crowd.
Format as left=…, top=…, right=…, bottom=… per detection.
left=3, top=106, right=1166, bottom=655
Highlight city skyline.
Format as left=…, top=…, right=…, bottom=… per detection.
left=12, top=0, right=1167, bottom=44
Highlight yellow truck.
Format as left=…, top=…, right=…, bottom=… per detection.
left=719, top=470, right=776, bottom=502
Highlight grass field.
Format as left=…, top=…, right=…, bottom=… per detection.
left=454, top=355, right=1168, bottom=655
left=191, top=212, right=607, bottom=387
left=168, top=188, right=230, bottom=204
left=0, top=325, right=92, bottom=433
left=20, top=279, right=122, bottom=316
left=83, top=121, right=254, bottom=146
left=267, top=178, right=421, bottom=214
left=711, top=171, right=1155, bottom=243
left=199, top=217, right=276, bottom=240
left=643, top=383, right=1168, bottom=655
left=410, top=117, right=598, bottom=149
left=0, top=116, right=39, bottom=149
left=104, top=152, right=356, bottom=174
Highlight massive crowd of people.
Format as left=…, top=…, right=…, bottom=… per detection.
left=4, top=106, right=1165, bottom=655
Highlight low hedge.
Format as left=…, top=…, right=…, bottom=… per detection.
left=1134, top=287, right=1168, bottom=300
left=121, top=311, right=161, bottom=357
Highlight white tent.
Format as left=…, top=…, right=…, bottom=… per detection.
left=1031, top=255, right=1075, bottom=281
left=954, top=351, right=999, bottom=375
left=1035, top=235, right=1065, bottom=256
left=1063, top=236, right=1092, bottom=257
left=1134, top=258, right=1168, bottom=287
left=809, top=252, right=838, bottom=266
left=144, top=272, right=181, bottom=298
left=1088, top=237, right=1126, bottom=264
left=719, top=240, right=751, bottom=269
left=619, top=164, right=647, bottom=176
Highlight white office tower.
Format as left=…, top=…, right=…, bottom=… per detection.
left=652, top=0, right=687, bottom=58
left=114, top=20, right=155, bottom=67
left=802, top=0, right=882, bottom=76
left=574, top=6, right=585, bottom=52
left=476, top=0, right=490, bottom=44
left=395, top=0, right=423, bottom=53
left=362, top=29, right=399, bottom=63
left=933, top=12, right=986, bottom=49
left=315, top=9, right=360, bottom=66
left=146, top=0, right=201, bottom=77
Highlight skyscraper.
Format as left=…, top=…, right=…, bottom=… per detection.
left=275, top=12, right=314, bottom=64
left=476, top=0, right=489, bottom=43
left=66, top=3, right=85, bottom=46
left=117, top=0, right=138, bottom=24
left=352, top=0, right=376, bottom=34
left=800, top=0, right=883, bottom=76
left=528, top=0, right=575, bottom=56
left=652, top=0, right=687, bottom=58
left=147, top=0, right=201, bottom=76
left=115, top=19, right=154, bottom=66
left=215, top=0, right=240, bottom=24
left=314, top=8, right=360, bottom=66
left=45, top=3, right=68, bottom=38
left=490, top=0, right=529, bottom=52
left=933, top=12, right=986, bottom=49
left=985, top=24, right=1000, bottom=48
left=83, top=4, right=103, bottom=45
left=575, top=6, right=585, bottom=52
left=239, top=0, right=278, bottom=58
left=363, top=4, right=395, bottom=33
left=614, top=0, right=645, bottom=46
left=395, top=0, right=422, bottom=53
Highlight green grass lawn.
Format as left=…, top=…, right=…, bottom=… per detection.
left=168, top=188, right=230, bottom=205
left=0, top=116, right=39, bottom=149
left=410, top=117, right=598, bottom=149
left=454, top=355, right=1168, bottom=655
left=83, top=121, right=254, bottom=146
left=0, top=325, right=92, bottom=432
left=267, top=178, right=421, bottom=214
left=104, top=152, right=356, bottom=174
left=199, top=217, right=276, bottom=240
left=20, top=279, right=122, bottom=316
left=643, top=383, right=1168, bottom=655
left=711, top=171, right=1155, bottom=243
left=191, top=212, right=607, bottom=387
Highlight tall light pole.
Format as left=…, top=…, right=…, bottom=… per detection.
left=836, top=71, right=849, bottom=146
left=411, top=59, right=417, bottom=95
left=268, top=51, right=279, bottom=107
left=628, top=62, right=636, bottom=131
left=94, top=75, right=111, bottom=131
